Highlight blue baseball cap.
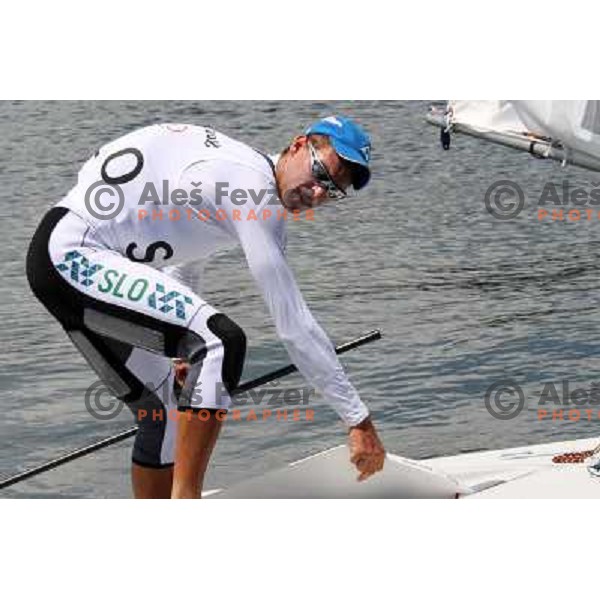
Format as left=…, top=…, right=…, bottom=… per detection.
left=305, top=115, right=372, bottom=190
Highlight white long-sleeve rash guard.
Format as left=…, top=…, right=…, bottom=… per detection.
left=57, top=123, right=370, bottom=426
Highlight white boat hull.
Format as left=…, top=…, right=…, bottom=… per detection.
left=205, top=437, right=600, bottom=499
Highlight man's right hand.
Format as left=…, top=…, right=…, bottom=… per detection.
left=348, top=417, right=386, bottom=482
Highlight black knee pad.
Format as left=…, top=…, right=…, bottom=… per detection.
left=207, top=313, right=247, bottom=393
left=127, top=389, right=173, bottom=469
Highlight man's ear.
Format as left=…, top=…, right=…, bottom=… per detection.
left=288, top=135, right=308, bottom=155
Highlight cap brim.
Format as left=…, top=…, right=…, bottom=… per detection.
left=330, top=139, right=371, bottom=190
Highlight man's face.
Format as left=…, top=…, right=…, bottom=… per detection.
left=276, top=136, right=353, bottom=212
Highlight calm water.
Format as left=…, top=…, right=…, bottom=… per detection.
left=2, top=100, right=600, bottom=498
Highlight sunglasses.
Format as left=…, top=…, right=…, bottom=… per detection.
left=308, top=141, right=347, bottom=200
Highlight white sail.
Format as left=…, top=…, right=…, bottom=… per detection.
left=513, top=100, right=600, bottom=164
left=447, top=100, right=532, bottom=135
left=427, top=100, right=600, bottom=172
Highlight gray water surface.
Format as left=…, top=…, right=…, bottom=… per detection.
left=2, top=100, right=599, bottom=497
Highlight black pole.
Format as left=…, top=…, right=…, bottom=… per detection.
left=0, top=329, right=381, bottom=490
